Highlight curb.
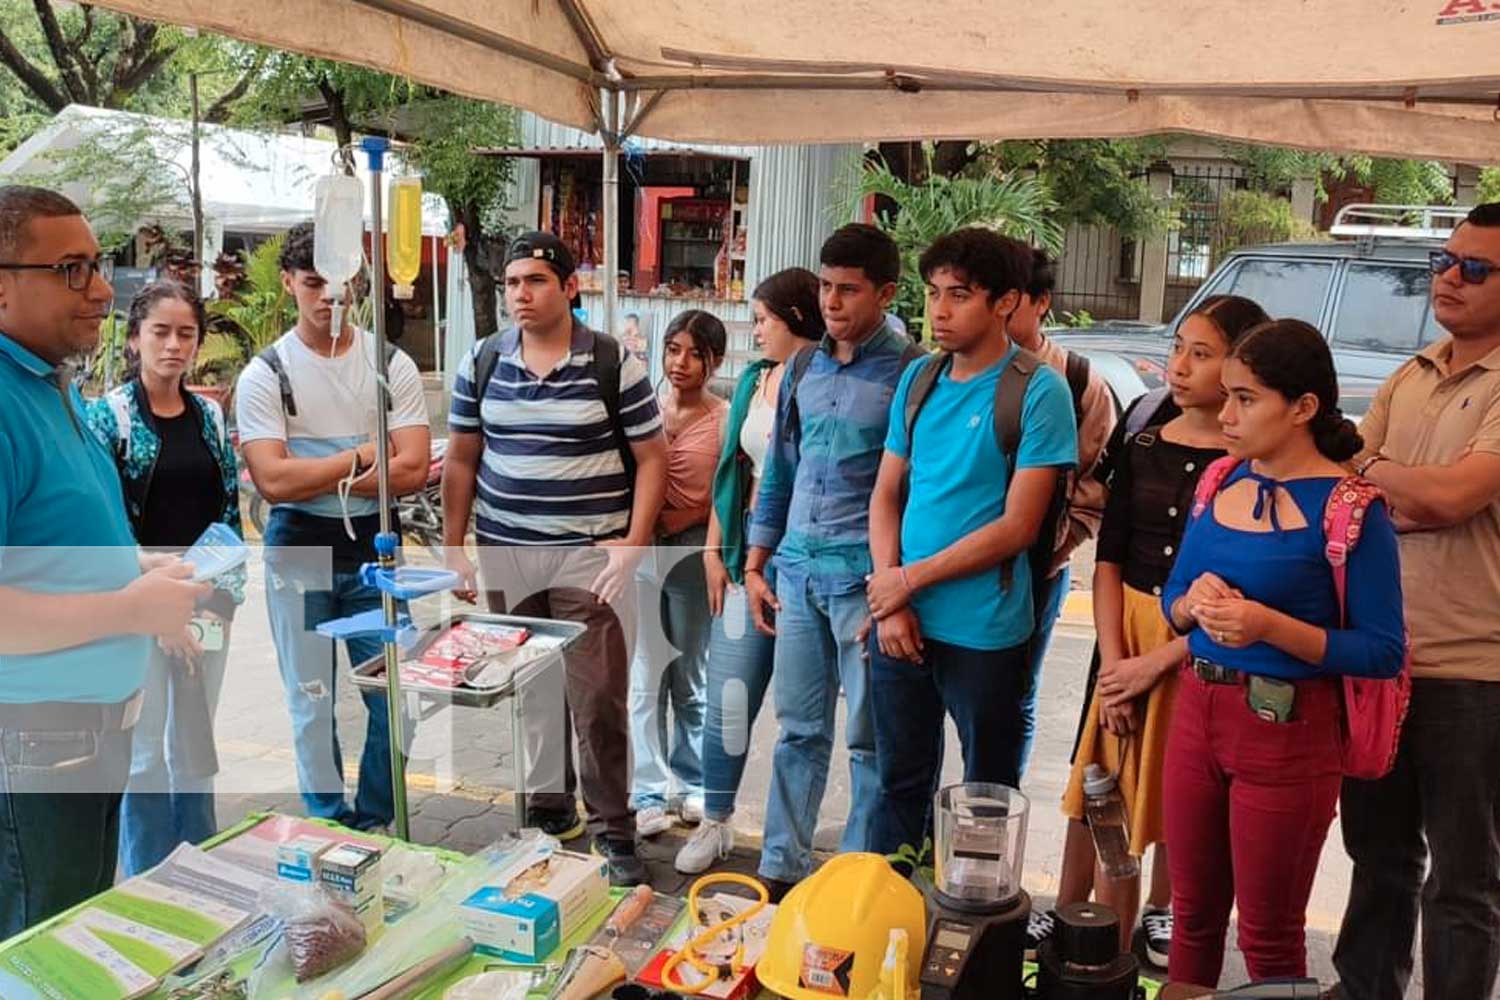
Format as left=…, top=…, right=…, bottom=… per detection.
left=1059, top=589, right=1093, bottom=628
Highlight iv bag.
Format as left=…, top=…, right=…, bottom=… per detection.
left=313, top=172, right=365, bottom=292
left=387, top=175, right=423, bottom=300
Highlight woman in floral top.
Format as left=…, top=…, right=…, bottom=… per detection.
left=84, top=281, right=243, bottom=876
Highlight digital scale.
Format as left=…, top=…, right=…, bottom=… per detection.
left=920, top=889, right=1031, bottom=999
left=918, top=783, right=1032, bottom=1000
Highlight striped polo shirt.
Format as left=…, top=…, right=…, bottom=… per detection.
left=450, top=321, right=662, bottom=545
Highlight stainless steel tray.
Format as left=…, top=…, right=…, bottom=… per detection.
left=350, top=611, right=586, bottom=708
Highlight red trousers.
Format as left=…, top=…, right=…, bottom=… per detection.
left=1163, top=665, right=1343, bottom=986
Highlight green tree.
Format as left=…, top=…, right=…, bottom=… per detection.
left=1211, top=189, right=1321, bottom=266
left=977, top=138, right=1178, bottom=237
left=0, top=1, right=262, bottom=123
left=1221, top=141, right=1453, bottom=206
left=236, top=54, right=518, bottom=338
left=1477, top=168, right=1500, bottom=205
left=850, top=146, right=1063, bottom=330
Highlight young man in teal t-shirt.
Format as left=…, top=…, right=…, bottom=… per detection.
left=864, top=228, right=1078, bottom=859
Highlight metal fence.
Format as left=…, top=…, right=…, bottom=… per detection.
left=1051, top=221, right=1141, bottom=322
left=1163, top=164, right=1247, bottom=319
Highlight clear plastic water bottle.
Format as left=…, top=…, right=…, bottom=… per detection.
left=1083, top=764, right=1140, bottom=880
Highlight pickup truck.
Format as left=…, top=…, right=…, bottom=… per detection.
left=1051, top=225, right=1451, bottom=419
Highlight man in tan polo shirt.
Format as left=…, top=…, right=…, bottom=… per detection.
left=1332, top=202, right=1500, bottom=1000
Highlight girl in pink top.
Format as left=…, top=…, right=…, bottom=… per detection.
left=629, top=310, right=728, bottom=837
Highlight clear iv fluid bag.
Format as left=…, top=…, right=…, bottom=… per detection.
left=387, top=175, right=423, bottom=299
left=313, top=172, right=366, bottom=289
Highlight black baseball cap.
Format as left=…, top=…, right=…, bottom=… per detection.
left=504, top=231, right=575, bottom=282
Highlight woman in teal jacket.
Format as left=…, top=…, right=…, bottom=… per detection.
left=85, top=280, right=244, bottom=876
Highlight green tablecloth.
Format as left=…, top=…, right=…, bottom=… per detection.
left=0, top=813, right=1164, bottom=999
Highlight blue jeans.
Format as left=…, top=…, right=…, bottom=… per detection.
left=264, top=546, right=396, bottom=831
left=118, top=639, right=229, bottom=877
left=0, top=727, right=132, bottom=937
left=1019, top=566, right=1070, bottom=778
left=868, top=635, right=1031, bottom=858
left=702, top=579, right=777, bottom=821
left=629, top=530, right=710, bottom=810
left=759, top=574, right=879, bottom=883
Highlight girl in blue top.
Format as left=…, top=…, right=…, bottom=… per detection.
left=1159, top=319, right=1405, bottom=986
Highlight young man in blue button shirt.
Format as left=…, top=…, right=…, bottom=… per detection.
left=864, top=228, right=1078, bottom=861
left=0, top=185, right=207, bottom=935
left=743, top=223, right=923, bottom=897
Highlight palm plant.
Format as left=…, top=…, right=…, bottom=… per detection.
left=853, top=147, right=1064, bottom=335
left=198, top=235, right=296, bottom=383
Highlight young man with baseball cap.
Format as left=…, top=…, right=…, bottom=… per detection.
left=443, top=232, right=668, bottom=885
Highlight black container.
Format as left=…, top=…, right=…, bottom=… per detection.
left=1034, top=903, right=1141, bottom=1000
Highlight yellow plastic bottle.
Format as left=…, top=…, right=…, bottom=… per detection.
left=386, top=174, right=423, bottom=300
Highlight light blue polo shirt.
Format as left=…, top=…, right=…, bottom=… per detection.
left=0, top=331, right=147, bottom=703
left=886, top=345, right=1078, bottom=650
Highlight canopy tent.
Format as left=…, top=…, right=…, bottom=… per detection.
left=82, top=0, right=1500, bottom=163
left=86, top=1, right=1500, bottom=340
left=81, top=0, right=1500, bottom=842
left=0, top=104, right=451, bottom=237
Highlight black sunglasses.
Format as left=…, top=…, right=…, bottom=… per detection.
left=1428, top=250, right=1499, bottom=285
left=0, top=257, right=113, bottom=291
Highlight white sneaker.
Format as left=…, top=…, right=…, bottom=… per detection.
left=678, top=797, right=705, bottom=825
left=636, top=805, right=673, bottom=839
left=674, top=818, right=734, bottom=874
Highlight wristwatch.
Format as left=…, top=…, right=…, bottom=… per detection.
left=1355, top=453, right=1386, bottom=478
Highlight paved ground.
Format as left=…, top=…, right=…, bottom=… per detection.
left=207, top=552, right=1390, bottom=992
left=208, top=384, right=1409, bottom=991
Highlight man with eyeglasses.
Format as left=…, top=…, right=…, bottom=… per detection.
left=0, top=185, right=208, bottom=935
left=1331, top=202, right=1500, bottom=1000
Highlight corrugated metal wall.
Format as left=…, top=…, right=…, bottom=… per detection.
left=743, top=143, right=861, bottom=289
left=488, top=113, right=862, bottom=390
left=508, top=112, right=862, bottom=291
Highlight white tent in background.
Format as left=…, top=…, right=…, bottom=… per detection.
left=0, top=104, right=451, bottom=241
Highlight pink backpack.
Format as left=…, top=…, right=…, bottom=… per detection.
left=1190, top=456, right=1411, bottom=780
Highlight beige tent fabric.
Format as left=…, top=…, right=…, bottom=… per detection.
left=91, top=0, right=1500, bottom=160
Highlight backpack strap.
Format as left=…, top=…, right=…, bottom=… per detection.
left=1063, top=350, right=1091, bottom=428
left=472, top=331, right=506, bottom=411
left=992, top=349, right=1047, bottom=592
left=994, top=347, right=1043, bottom=458
left=779, top=343, right=819, bottom=444
left=257, top=345, right=296, bottom=418
left=1125, top=385, right=1172, bottom=437
left=590, top=331, right=632, bottom=468
left=1190, top=455, right=1243, bottom=518
left=902, top=352, right=950, bottom=444
left=1322, top=476, right=1384, bottom=627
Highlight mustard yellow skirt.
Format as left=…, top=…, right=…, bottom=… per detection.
left=1062, top=583, right=1179, bottom=856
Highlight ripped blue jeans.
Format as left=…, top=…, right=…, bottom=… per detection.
left=264, top=555, right=395, bottom=830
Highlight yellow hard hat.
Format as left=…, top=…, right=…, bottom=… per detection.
left=757, top=853, right=927, bottom=1000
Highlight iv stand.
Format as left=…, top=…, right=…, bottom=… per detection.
left=362, top=136, right=410, bottom=842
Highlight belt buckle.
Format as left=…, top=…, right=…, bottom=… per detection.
left=1193, top=657, right=1236, bottom=684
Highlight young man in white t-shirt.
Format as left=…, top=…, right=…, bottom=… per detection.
left=236, top=223, right=431, bottom=830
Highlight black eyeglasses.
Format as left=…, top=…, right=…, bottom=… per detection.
left=0, top=257, right=113, bottom=291
left=1429, top=250, right=1499, bottom=285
